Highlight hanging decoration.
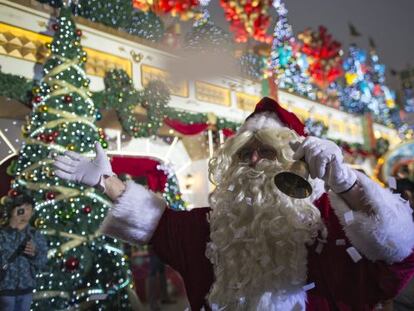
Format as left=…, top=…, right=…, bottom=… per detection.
left=132, top=0, right=200, bottom=20
left=298, top=26, right=343, bottom=90
left=219, top=0, right=273, bottom=43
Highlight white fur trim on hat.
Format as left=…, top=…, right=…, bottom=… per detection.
left=100, top=181, right=166, bottom=244
left=238, top=112, right=284, bottom=133
left=329, top=171, right=414, bottom=264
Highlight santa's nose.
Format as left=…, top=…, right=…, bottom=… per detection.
left=249, top=150, right=260, bottom=166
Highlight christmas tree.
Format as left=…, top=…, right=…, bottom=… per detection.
left=10, top=8, right=132, bottom=310
left=340, top=44, right=372, bottom=114
left=271, top=0, right=316, bottom=99
left=367, top=48, right=396, bottom=125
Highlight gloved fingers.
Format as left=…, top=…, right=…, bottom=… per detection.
left=293, top=137, right=318, bottom=160
left=64, top=150, right=83, bottom=161
left=53, top=161, right=76, bottom=173
left=54, top=169, right=76, bottom=181
left=306, top=148, right=324, bottom=179
left=314, top=156, right=329, bottom=179
left=54, top=155, right=77, bottom=167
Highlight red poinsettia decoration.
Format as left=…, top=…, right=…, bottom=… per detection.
left=298, top=26, right=343, bottom=89
left=220, top=0, right=273, bottom=43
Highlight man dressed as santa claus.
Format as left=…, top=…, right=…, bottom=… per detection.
left=54, top=97, right=414, bottom=311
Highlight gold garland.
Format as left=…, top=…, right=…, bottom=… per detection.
left=44, top=228, right=101, bottom=258
left=48, top=107, right=94, bottom=123
left=44, top=57, right=81, bottom=81
left=44, top=78, right=91, bottom=102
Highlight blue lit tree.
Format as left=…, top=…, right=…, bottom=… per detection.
left=340, top=44, right=372, bottom=114
left=270, top=0, right=316, bottom=99
left=366, top=48, right=396, bottom=126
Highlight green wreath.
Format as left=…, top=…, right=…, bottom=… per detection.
left=95, top=70, right=170, bottom=138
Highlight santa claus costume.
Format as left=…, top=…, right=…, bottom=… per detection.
left=55, top=97, right=414, bottom=311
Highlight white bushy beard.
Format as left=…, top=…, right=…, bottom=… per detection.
left=207, top=153, right=326, bottom=310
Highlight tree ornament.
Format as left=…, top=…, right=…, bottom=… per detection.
left=45, top=192, right=56, bottom=200
left=67, top=144, right=75, bottom=151
left=83, top=205, right=92, bottom=214
left=65, top=256, right=80, bottom=271
left=52, top=23, right=59, bottom=31
left=8, top=189, right=18, bottom=197
left=34, top=96, right=42, bottom=103
left=64, top=95, right=72, bottom=103
left=32, top=87, right=41, bottom=94
left=34, top=218, right=45, bottom=228
left=76, top=29, right=82, bottom=37
left=100, top=141, right=108, bottom=149
left=21, top=124, right=31, bottom=135
left=39, top=105, right=48, bottom=112
left=45, top=42, right=51, bottom=49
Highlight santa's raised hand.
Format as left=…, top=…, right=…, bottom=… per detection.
left=53, top=142, right=113, bottom=187
left=292, top=136, right=357, bottom=193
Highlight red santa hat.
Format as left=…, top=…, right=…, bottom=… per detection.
left=238, top=97, right=306, bottom=136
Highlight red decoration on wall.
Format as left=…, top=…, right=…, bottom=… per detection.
left=220, top=0, right=273, bottom=43
left=298, top=26, right=343, bottom=89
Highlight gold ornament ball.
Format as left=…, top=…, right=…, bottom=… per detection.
left=32, top=87, right=41, bottom=94
left=81, top=56, right=87, bottom=62
left=40, top=105, right=48, bottom=112
left=45, top=42, right=51, bottom=49
left=67, top=144, right=75, bottom=151
left=21, top=124, right=31, bottom=134
left=34, top=218, right=45, bottom=228
left=56, top=251, right=63, bottom=258
left=0, top=196, right=7, bottom=205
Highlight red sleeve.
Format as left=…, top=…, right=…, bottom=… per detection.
left=307, top=194, right=414, bottom=310
left=150, top=208, right=214, bottom=310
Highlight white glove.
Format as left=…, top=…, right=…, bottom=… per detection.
left=53, top=142, right=113, bottom=187
left=292, top=136, right=357, bottom=193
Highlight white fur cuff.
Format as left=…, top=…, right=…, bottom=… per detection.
left=100, top=181, right=166, bottom=244
left=238, top=111, right=283, bottom=133
left=329, top=171, right=414, bottom=264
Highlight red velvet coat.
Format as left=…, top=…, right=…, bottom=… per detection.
left=150, top=193, right=414, bottom=311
